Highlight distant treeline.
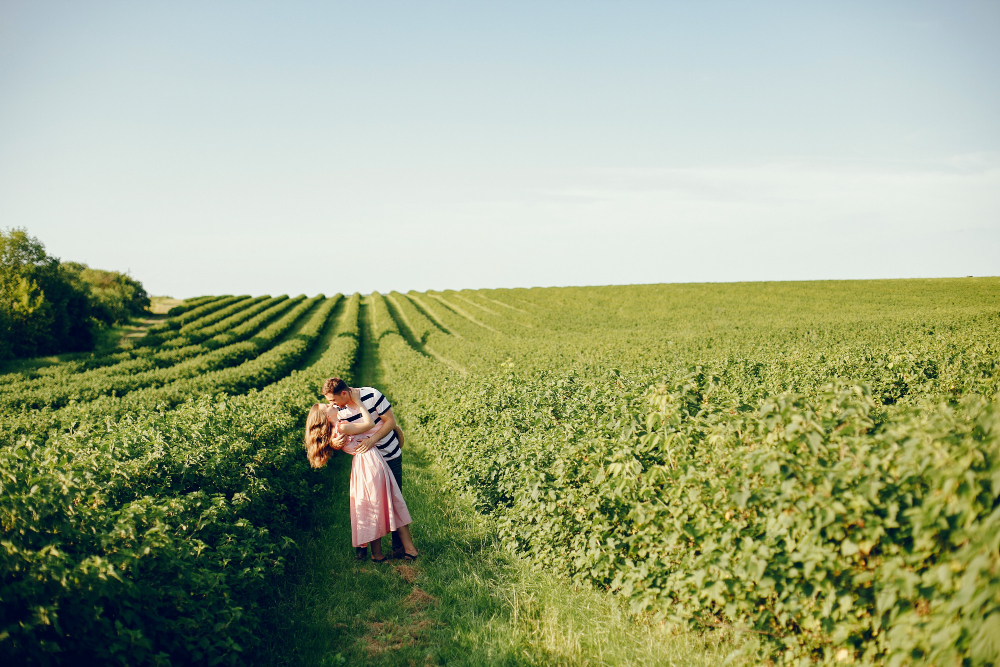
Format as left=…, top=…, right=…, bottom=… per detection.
left=1, top=228, right=150, bottom=360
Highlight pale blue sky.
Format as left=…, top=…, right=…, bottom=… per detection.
left=1, top=1, right=998, bottom=297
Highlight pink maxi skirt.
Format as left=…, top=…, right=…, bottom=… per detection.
left=348, top=446, right=411, bottom=547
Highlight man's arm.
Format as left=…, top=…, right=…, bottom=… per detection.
left=354, top=407, right=397, bottom=454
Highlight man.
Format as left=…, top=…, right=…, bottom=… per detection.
left=322, top=376, right=407, bottom=559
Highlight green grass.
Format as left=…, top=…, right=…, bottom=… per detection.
left=251, top=434, right=755, bottom=666
left=251, top=299, right=753, bottom=666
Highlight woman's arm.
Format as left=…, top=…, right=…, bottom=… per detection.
left=337, top=388, right=376, bottom=435
left=355, top=408, right=395, bottom=454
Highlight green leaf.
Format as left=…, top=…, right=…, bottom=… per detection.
left=970, top=613, right=1000, bottom=665
left=841, top=539, right=859, bottom=556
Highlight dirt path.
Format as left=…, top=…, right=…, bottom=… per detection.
left=251, top=296, right=748, bottom=667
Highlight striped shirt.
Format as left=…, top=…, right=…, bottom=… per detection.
left=337, top=387, right=400, bottom=461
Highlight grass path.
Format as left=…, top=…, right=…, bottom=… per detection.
left=252, top=300, right=751, bottom=666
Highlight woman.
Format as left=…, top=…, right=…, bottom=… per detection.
left=304, top=391, right=419, bottom=562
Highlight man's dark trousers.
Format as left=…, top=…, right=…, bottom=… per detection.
left=386, top=454, right=404, bottom=556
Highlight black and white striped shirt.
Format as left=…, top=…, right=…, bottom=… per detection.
left=337, top=387, right=400, bottom=461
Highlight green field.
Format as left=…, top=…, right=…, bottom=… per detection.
left=2, top=278, right=998, bottom=666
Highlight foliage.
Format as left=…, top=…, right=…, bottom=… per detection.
left=0, top=297, right=305, bottom=413
left=0, top=295, right=335, bottom=447
left=137, top=296, right=251, bottom=347
left=3, top=277, right=997, bottom=666
left=61, top=262, right=151, bottom=326
left=0, top=296, right=297, bottom=408
left=1, top=229, right=154, bottom=360
left=0, top=294, right=356, bottom=664
left=165, top=295, right=220, bottom=317
left=0, top=229, right=97, bottom=359
left=375, top=279, right=1000, bottom=666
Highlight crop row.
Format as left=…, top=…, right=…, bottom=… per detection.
left=164, top=294, right=220, bottom=316
left=0, top=295, right=327, bottom=447
left=0, top=296, right=259, bottom=388
left=0, top=296, right=307, bottom=413
left=369, top=292, right=401, bottom=340
left=137, top=294, right=250, bottom=348
left=385, top=292, right=434, bottom=344
left=0, top=296, right=298, bottom=407
left=160, top=295, right=284, bottom=348
left=171, top=295, right=271, bottom=338
left=0, top=294, right=359, bottom=664
left=403, top=366, right=997, bottom=665
left=133, top=293, right=302, bottom=366
left=376, top=282, right=1000, bottom=666
left=138, top=295, right=249, bottom=345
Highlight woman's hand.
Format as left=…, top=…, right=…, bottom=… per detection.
left=331, top=431, right=348, bottom=450
left=349, top=387, right=362, bottom=406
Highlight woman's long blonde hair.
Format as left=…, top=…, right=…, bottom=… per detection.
left=305, top=403, right=337, bottom=469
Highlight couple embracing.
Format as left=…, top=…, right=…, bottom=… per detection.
left=303, top=378, right=419, bottom=562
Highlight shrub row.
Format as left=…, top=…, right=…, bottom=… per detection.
left=0, top=297, right=301, bottom=409
left=161, top=296, right=285, bottom=348
left=369, top=292, right=401, bottom=340
left=387, top=292, right=435, bottom=344
left=173, top=295, right=271, bottom=337
left=0, top=296, right=323, bottom=446
left=0, top=297, right=306, bottom=412
left=337, top=293, right=361, bottom=340
left=138, top=296, right=248, bottom=346
left=0, top=295, right=357, bottom=665
left=165, top=295, right=221, bottom=317
left=377, top=329, right=1000, bottom=666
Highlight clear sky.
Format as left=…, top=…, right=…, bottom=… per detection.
left=1, top=1, right=998, bottom=297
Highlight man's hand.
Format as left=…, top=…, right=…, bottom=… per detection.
left=349, top=387, right=363, bottom=406
left=354, top=437, right=374, bottom=454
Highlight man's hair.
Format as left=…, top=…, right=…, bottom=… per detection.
left=322, top=377, right=349, bottom=396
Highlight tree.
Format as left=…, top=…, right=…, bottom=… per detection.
left=1, top=228, right=65, bottom=358
left=62, top=262, right=150, bottom=326
left=1, top=228, right=148, bottom=360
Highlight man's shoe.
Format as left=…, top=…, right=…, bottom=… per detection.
left=391, top=548, right=406, bottom=560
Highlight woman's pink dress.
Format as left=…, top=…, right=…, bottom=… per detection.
left=339, top=425, right=412, bottom=547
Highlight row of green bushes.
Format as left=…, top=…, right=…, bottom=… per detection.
left=0, top=293, right=301, bottom=389
left=164, top=295, right=219, bottom=317
left=137, top=296, right=249, bottom=346
left=0, top=297, right=306, bottom=412
left=0, top=297, right=332, bottom=446
left=0, top=296, right=296, bottom=408
left=0, top=296, right=330, bottom=447
left=0, top=295, right=359, bottom=664
left=371, top=285, right=1000, bottom=666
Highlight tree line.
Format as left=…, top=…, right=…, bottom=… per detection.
left=0, top=228, right=150, bottom=360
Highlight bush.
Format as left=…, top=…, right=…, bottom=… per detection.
left=0, top=296, right=356, bottom=664
left=383, top=340, right=1000, bottom=666
left=0, top=228, right=151, bottom=360
left=61, top=262, right=150, bottom=326
left=0, top=229, right=96, bottom=359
